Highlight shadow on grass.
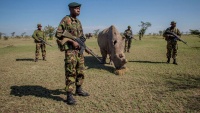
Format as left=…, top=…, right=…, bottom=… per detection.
left=185, top=95, right=200, bottom=112
left=84, top=56, right=114, bottom=74
left=165, top=75, right=200, bottom=91
left=191, top=47, right=200, bottom=49
left=129, top=60, right=166, bottom=64
left=16, top=58, right=35, bottom=61
left=165, top=75, right=200, bottom=111
left=10, top=85, right=66, bottom=101
left=155, top=75, right=200, bottom=112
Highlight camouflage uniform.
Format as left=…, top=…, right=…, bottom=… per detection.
left=32, top=26, right=46, bottom=60
left=124, top=27, right=133, bottom=52
left=163, top=25, right=181, bottom=61
left=55, top=15, right=85, bottom=92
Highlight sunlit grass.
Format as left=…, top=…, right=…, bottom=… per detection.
left=0, top=35, right=199, bottom=112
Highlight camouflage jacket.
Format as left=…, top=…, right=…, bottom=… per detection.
left=55, top=15, right=83, bottom=41
left=124, top=29, right=133, bottom=39
left=163, top=27, right=181, bottom=41
left=32, top=30, right=46, bottom=42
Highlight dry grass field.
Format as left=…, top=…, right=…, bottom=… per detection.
left=0, top=35, right=200, bottom=113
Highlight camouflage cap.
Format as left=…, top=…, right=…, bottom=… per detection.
left=37, top=24, right=42, bottom=27
left=171, top=21, right=176, bottom=25
left=68, top=2, right=81, bottom=8
left=128, top=26, right=131, bottom=28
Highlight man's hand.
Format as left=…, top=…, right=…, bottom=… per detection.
left=66, top=39, right=80, bottom=49
left=72, top=40, right=80, bottom=49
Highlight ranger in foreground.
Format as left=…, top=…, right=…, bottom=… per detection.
left=55, top=2, right=89, bottom=105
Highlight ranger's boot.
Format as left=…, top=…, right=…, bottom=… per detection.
left=173, top=59, right=178, bottom=65
left=43, top=57, right=46, bottom=61
left=167, top=58, right=170, bottom=63
left=66, top=92, right=76, bottom=105
left=35, top=58, right=38, bottom=62
left=127, top=49, right=130, bottom=53
left=75, top=85, right=90, bottom=96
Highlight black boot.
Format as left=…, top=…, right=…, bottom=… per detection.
left=66, top=92, right=76, bottom=105
left=127, top=49, right=130, bottom=53
left=173, top=59, right=178, bottom=65
left=43, top=57, right=46, bottom=61
left=35, top=58, right=38, bottom=62
left=167, top=58, right=170, bottom=63
left=75, top=86, right=89, bottom=96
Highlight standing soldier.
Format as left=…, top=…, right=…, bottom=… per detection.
left=55, top=2, right=89, bottom=105
left=32, top=24, right=46, bottom=62
left=124, top=26, right=133, bottom=53
left=163, top=21, right=181, bottom=65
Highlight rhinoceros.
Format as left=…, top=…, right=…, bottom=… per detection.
left=97, top=25, right=127, bottom=74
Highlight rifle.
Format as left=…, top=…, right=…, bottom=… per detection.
left=126, top=35, right=136, bottom=40
left=125, top=31, right=137, bottom=40
left=39, top=38, right=53, bottom=47
left=165, top=31, right=188, bottom=45
left=62, top=30, right=101, bottom=63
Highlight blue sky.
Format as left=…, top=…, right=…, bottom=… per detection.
left=0, top=0, right=200, bottom=36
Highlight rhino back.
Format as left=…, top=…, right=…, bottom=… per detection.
left=97, top=27, right=113, bottom=54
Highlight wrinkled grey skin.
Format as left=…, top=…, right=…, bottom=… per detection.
left=98, top=25, right=127, bottom=70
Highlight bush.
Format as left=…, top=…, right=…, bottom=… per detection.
left=15, top=36, right=21, bottom=39
left=4, top=36, right=9, bottom=40
left=24, top=35, right=31, bottom=39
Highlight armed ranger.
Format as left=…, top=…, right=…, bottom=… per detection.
left=61, top=30, right=101, bottom=63
left=38, top=37, right=53, bottom=47
left=165, top=31, right=187, bottom=45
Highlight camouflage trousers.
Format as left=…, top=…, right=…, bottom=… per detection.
left=166, top=40, right=178, bottom=59
left=35, top=43, right=46, bottom=59
left=124, top=38, right=132, bottom=51
left=64, top=49, right=85, bottom=92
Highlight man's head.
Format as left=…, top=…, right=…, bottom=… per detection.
left=170, top=21, right=176, bottom=28
left=68, top=2, right=81, bottom=17
left=37, top=24, right=42, bottom=30
left=128, top=26, right=131, bottom=30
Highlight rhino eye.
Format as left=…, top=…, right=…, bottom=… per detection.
left=113, top=40, right=117, bottom=45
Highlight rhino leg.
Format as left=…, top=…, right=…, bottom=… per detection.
left=109, top=55, right=113, bottom=65
left=100, top=49, right=107, bottom=64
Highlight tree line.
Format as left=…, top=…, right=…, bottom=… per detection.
left=1, top=23, right=199, bottom=41
left=0, top=25, right=57, bottom=40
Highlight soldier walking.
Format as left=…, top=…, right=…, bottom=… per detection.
left=163, top=21, right=181, bottom=65
left=124, top=26, right=133, bottom=53
left=55, top=2, right=89, bottom=105
left=32, top=24, right=46, bottom=62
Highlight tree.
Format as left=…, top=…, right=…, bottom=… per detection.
left=93, top=29, right=100, bottom=38
left=21, top=32, right=26, bottom=37
left=190, top=29, right=200, bottom=35
left=138, top=21, right=151, bottom=40
left=11, top=32, right=15, bottom=38
left=0, top=32, right=5, bottom=39
left=44, top=25, right=57, bottom=40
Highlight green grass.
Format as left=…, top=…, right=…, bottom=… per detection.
left=0, top=36, right=200, bottom=113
